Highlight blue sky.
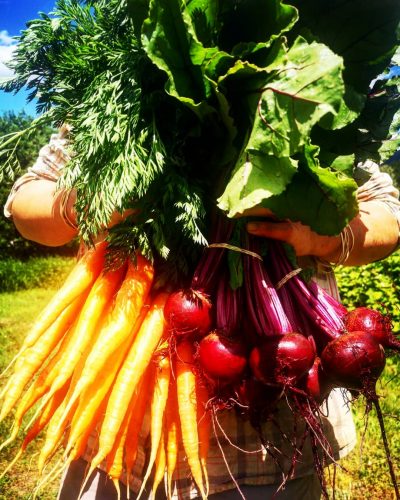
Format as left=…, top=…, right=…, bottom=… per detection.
left=0, top=0, right=56, bottom=115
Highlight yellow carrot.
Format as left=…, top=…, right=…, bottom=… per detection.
left=165, top=379, right=180, bottom=499
left=124, top=365, right=154, bottom=494
left=152, top=433, right=166, bottom=498
left=0, top=292, right=85, bottom=423
left=176, top=341, right=207, bottom=500
left=136, top=355, right=171, bottom=499
left=88, top=292, right=168, bottom=470
left=57, top=256, right=154, bottom=429
left=37, top=302, right=119, bottom=472
left=196, top=379, right=211, bottom=495
left=1, top=242, right=107, bottom=378
left=105, top=370, right=150, bottom=487
left=105, top=383, right=145, bottom=499
left=0, top=326, right=75, bottom=452
left=35, top=263, right=127, bottom=415
left=0, top=380, right=70, bottom=480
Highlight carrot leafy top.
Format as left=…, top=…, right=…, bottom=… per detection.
left=1, top=0, right=399, bottom=284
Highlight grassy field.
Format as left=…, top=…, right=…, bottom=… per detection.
left=0, top=273, right=399, bottom=498
left=0, top=288, right=64, bottom=500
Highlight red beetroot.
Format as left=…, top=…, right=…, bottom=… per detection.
left=320, top=330, right=400, bottom=497
left=164, top=289, right=212, bottom=338
left=344, top=307, right=400, bottom=351
left=303, top=357, right=333, bottom=404
left=198, top=330, right=248, bottom=384
left=234, top=376, right=283, bottom=424
left=249, top=333, right=315, bottom=387
left=321, top=331, right=386, bottom=391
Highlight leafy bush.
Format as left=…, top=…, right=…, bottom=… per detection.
left=0, top=256, right=74, bottom=292
left=336, top=250, right=400, bottom=330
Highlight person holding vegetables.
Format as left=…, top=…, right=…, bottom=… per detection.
left=4, top=126, right=400, bottom=500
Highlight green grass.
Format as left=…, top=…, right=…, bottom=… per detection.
left=0, top=287, right=67, bottom=499
left=0, top=259, right=399, bottom=498
left=327, top=355, right=400, bottom=499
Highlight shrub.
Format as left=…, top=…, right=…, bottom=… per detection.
left=0, top=256, right=75, bottom=293
left=336, top=250, right=400, bottom=330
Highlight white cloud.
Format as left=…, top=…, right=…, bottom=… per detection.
left=0, top=45, right=15, bottom=78
left=0, top=30, right=16, bottom=79
left=0, top=30, right=15, bottom=47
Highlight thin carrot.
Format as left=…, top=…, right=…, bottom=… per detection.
left=105, top=373, right=149, bottom=483
left=36, top=303, right=117, bottom=472
left=0, top=292, right=86, bottom=423
left=175, top=341, right=207, bottom=500
left=0, top=380, right=70, bottom=480
left=65, top=395, right=108, bottom=465
left=165, top=379, right=180, bottom=499
left=196, top=379, right=211, bottom=495
left=62, top=302, right=148, bottom=467
left=0, top=326, right=75, bottom=452
left=124, top=365, right=154, bottom=496
left=57, top=255, right=154, bottom=430
left=87, top=292, right=168, bottom=471
left=1, top=241, right=107, bottom=377
left=21, top=295, right=114, bottom=439
left=34, top=263, right=127, bottom=416
left=152, top=432, right=166, bottom=498
left=37, top=384, right=78, bottom=474
left=105, top=383, right=145, bottom=499
left=136, top=354, right=171, bottom=499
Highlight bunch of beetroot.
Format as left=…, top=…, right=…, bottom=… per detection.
left=163, top=225, right=400, bottom=498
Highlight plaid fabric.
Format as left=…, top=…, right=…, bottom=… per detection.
left=4, top=133, right=400, bottom=497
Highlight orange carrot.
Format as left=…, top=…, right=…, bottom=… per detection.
left=0, top=292, right=86, bottom=423
left=87, top=292, right=167, bottom=471
left=1, top=241, right=107, bottom=378
left=62, top=301, right=148, bottom=466
left=35, top=263, right=127, bottom=415
left=124, top=365, right=154, bottom=494
left=0, top=325, right=75, bottom=451
left=18, top=293, right=116, bottom=443
left=176, top=341, right=207, bottom=499
left=136, top=354, right=171, bottom=499
left=37, top=302, right=119, bottom=472
left=0, top=380, right=70, bottom=480
left=152, top=432, right=166, bottom=498
left=105, top=383, right=145, bottom=499
left=196, top=379, right=211, bottom=495
left=105, top=372, right=149, bottom=485
left=37, top=384, right=79, bottom=474
left=165, top=379, right=180, bottom=499
left=57, top=255, right=154, bottom=429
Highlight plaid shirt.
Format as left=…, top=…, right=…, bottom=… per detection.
left=4, top=131, right=400, bottom=498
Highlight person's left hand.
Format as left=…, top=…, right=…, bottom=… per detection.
left=244, top=207, right=342, bottom=261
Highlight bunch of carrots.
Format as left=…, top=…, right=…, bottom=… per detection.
left=3, top=239, right=398, bottom=499
left=0, top=242, right=212, bottom=499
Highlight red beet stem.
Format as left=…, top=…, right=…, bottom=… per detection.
left=372, top=398, right=400, bottom=499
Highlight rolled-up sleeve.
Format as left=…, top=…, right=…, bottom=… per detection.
left=4, top=124, right=71, bottom=219
left=355, top=159, right=400, bottom=228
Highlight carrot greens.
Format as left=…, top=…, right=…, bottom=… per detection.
left=0, top=0, right=399, bottom=285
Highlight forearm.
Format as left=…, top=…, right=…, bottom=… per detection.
left=321, top=201, right=399, bottom=266
left=246, top=200, right=399, bottom=267
left=10, top=180, right=78, bottom=247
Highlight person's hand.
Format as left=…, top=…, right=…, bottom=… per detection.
left=244, top=207, right=342, bottom=262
